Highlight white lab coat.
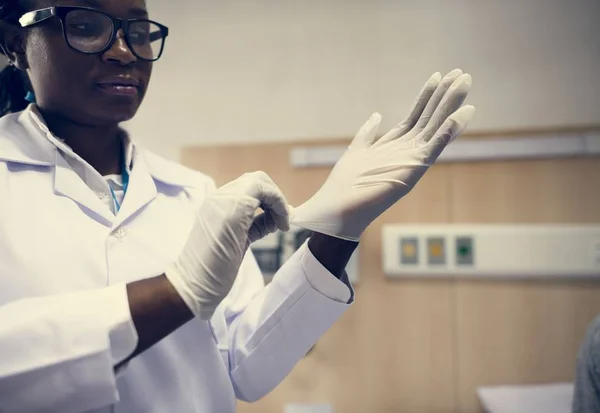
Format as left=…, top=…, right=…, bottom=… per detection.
left=0, top=107, right=353, bottom=413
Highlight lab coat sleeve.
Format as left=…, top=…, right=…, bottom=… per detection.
left=0, top=284, right=139, bottom=413
left=210, top=240, right=353, bottom=402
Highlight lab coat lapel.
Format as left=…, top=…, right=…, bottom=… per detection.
left=53, top=151, right=115, bottom=225
left=112, top=151, right=157, bottom=229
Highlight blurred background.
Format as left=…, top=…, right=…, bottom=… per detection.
left=125, top=0, right=600, bottom=412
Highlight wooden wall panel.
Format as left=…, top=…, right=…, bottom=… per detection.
left=448, top=159, right=600, bottom=224
left=181, top=140, right=600, bottom=413
left=345, top=166, right=457, bottom=413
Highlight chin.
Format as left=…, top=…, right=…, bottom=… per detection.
left=94, top=103, right=141, bottom=125
left=86, top=112, right=136, bottom=126
left=85, top=90, right=145, bottom=125
left=109, top=111, right=137, bottom=123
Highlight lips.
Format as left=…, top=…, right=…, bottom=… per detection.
left=97, top=76, right=141, bottom=97
left=98, top=76, right=140, bottom=87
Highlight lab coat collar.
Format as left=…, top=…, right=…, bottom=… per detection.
left=52, top=147, right=160, bottom=228
left=0, top=107, right=56, bottom=166
left=53, top=149, right=117, bottom=224
left=112, top=149, right=158, bottom=228
left=140, top=150, right=201, bottom=188
left=0, top=106, right=201, bottom=227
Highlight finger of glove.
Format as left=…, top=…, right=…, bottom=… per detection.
left=241, top=172, right=290, bottom=220
left=247, top=176, right=290, bottom=232
left=420, top=74, right=472, bottom=143
left=424, top=105, right=476, bottom=163
left=349, top=112, right=382, bottom=149
left=410, top=69, right=464, bottom=136
left=376, top=72, right=442, bottom=145
left=247, top=211, right=279, bottom=244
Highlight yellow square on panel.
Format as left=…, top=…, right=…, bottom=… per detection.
left=430, top=243, right=443, bottom=257
left=403, top=243, right=417, bottom=257
left=427, top=237, right=446, bottom=265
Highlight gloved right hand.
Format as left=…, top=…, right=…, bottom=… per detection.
left=165, top=172, right=290, bottom=320
left=290, top=70, right=474, bottom=241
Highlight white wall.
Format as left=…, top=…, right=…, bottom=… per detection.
left=125, top=0, right=600, bottom=161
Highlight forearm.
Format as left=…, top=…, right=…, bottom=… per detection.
left=121, top=275, right=193, bottom=366
left=307, top=232, right=358, bottom=279
left=121, top=235, right=357, bottom=371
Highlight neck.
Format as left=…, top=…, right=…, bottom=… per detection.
left=39, top=109, right=123, bottom=176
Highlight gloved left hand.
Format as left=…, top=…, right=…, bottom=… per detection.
left=165, top=172, right=290, bottom=320
left=289, top=69, right=475, bottom=241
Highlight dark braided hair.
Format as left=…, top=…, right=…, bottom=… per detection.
left=0, top=0, right=33, bottom=117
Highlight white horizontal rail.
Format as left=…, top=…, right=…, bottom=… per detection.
left=290, top=132, right=600, bottom=168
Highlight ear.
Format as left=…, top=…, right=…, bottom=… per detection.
left=0, top=21, right=28, bottom=71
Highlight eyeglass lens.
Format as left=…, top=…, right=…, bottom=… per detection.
left=64, top=9, right=164, bottom=60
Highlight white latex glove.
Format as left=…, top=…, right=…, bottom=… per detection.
left=290, top=69, right=476, bottom=241
left=165, top=172, right=290, bottom=320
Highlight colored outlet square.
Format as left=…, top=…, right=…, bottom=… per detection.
left=456, top=236, right=474, bottom=265
left=400, top=238, right=419, bottom=265
left=427, top=237, right=446, bottom=265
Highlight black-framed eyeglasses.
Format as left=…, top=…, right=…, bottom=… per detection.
left=18, top=6, right=169, bottom=62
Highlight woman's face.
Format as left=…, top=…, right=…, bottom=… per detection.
left=21, top=0, right=153, bottom=125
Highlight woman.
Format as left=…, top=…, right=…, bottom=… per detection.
left=0, top=0, right=474, bottom=412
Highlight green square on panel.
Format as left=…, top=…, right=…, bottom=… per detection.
left=456, top=236, right=474, bottom=265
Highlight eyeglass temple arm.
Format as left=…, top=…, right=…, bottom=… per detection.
left=19, top=7, right=56, bottom=28
left=149, top=30, right=166, bottom=43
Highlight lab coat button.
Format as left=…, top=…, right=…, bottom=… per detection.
left=114, top=228, right=127, bottom=239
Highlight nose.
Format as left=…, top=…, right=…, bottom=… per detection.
left=102, top=29, right=137, bottom=65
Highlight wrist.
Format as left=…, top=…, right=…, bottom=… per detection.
left=164, top=264, right=227, bottom=321
left=161, top=275, right=195, bottom=320
left=307, top=232, right=358, bottom=279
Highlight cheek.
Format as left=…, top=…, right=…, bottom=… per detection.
left=140, top=64, right=153, bottom=97
left=31, top=61, right=87, bottom=107
left=27, top=34, right=87, bottom=98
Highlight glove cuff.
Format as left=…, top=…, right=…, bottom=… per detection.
left=290, top=203, right=362, bottom=242
left=164, top=263, right=217, bottom=321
